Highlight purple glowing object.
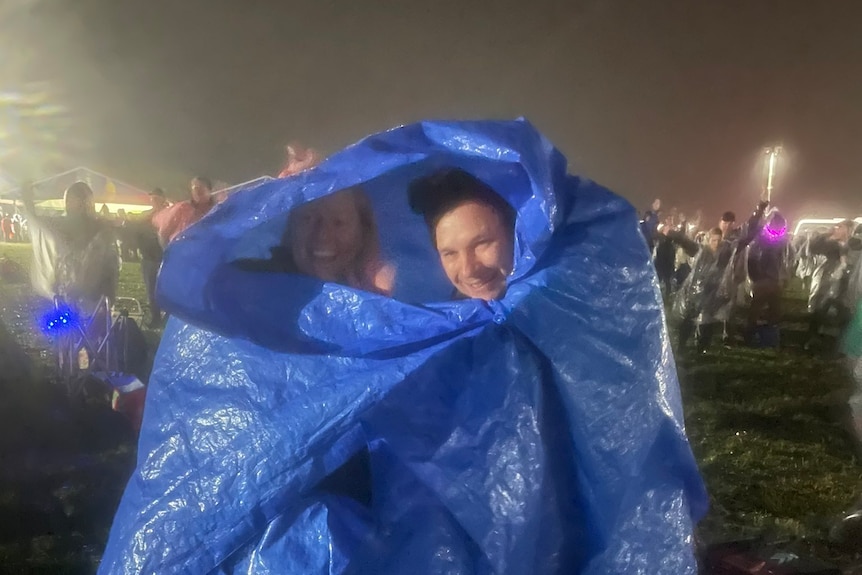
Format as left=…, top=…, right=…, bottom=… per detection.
left=762, top=224, right=787, bottom=241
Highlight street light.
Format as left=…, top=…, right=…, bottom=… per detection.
left=764, top=146, right=782, bottom=202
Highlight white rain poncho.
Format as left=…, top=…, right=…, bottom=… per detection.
left=807, top=233, right=852, bottom=315
left=28, top=213, right=119, bottom=314
left=671, top=238, right=737, bottom=325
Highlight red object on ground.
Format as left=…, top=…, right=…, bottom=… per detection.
left=112, top=387, right=147, bottom=433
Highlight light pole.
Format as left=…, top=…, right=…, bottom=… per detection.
left=764, top=146, right=782, bottom=202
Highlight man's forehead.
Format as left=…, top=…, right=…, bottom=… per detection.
left=435, top=203, right=501, bottom=242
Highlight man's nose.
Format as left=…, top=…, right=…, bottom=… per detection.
left=461, top=252, right=482, bottom=277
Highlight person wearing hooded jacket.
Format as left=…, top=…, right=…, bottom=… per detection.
left=805, top=220, right=862, bottom=349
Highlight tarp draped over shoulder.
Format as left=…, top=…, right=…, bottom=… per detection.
left=99, top=119, right=708, bottom=574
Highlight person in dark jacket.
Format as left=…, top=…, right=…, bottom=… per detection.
left=640, top=199, right=662, bottom=252
left=134, top=189, right=169, bottom=327
left=653, top=222, right=678, bottom=297
left=718, top=211, right=738, bottom=241
left=744, top=208, right=793, bottom=344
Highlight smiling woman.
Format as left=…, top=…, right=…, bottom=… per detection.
left=284, top=187, right=394, bottom=295
left=234, top=186, right=395, bottom=296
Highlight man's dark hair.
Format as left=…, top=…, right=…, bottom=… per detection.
left=721, top=211, right=736, bottom=223
left=408, top=168, right=516, bottom=242
left=150, top=187, right=166, bottom=197
left=193, top=176, right=213, bottom=190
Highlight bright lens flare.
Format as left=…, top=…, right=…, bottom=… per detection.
left=0, top=83, right=79, bottom=186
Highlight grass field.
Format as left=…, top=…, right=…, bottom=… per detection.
left=1, top=241, right=861, bottom=572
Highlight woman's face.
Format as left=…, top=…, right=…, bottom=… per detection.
left=290, top=190, right=364, bottom=282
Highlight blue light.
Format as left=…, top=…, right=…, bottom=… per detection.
left=40, top=304, right=80, bottom=337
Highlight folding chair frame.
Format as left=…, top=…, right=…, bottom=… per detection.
left=53, top=295, right=114, bottom=397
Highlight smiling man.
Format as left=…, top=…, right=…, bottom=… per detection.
left=408, top=168, right=516, bottom=301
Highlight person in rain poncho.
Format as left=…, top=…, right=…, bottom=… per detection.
left=792, top=229, right=823, bottom=293
left=842, top=222, right=862, bottom=314
left=672, top=204, right=765, bottom=353
left=743, top=207, right=793, bottom=344
left=407, top=167, right=516, bottom=302
left=671, top=227, right=735, bottom=353
left=806, top=220, right=862, bottom=348
left=21, top=181, right=120, bottom=369
left=22, top=181, right=119, bottom=313
left=152, top=176, right=216, bottom=246
left=844, top=305, right=862, bottom=444
left=828, top=304, right=862, bottom=550
left=99, top=119, right=707, bottom=575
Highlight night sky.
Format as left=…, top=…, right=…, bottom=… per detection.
left=2, top=0, right=861, bottom=221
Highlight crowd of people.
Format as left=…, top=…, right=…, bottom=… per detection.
left=640, top=198, right=861, bottom=355
left=642, top=198, right=862, bottom=454
left=0, top=207, right=28, bottom=243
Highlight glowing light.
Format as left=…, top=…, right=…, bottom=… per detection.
left=763, top=146, right=782, bottom=202
left=762, top=223, right=787, bottom=242
left=40, top=303, right=80, bottom=336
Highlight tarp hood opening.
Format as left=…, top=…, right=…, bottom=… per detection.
left=158, top=119, right=566, bottom=356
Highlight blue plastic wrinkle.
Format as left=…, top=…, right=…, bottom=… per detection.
left=99, top=118, right=708, bottom=574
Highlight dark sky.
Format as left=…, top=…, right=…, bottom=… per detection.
left=3, top=0, right=862, bottom=220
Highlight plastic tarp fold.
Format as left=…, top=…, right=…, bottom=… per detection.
left=100, top=119, right=708, bottom=574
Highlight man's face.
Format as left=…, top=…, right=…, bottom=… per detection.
left=190, top=179, right=212, bottom=205
left=719, top=219, right=734, bottom=235
left=434, top=201, right=514, bottom=301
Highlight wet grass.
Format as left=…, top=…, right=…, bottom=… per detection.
left=1, top=243, right=862, bottom=571
left=678, top=300, right=862, bottom=570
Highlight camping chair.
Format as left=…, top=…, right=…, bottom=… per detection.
left=52, top=295, right=114, bottom=397
left=51, top=295, right=149, bottom=431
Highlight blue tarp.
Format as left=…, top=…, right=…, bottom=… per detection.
left=100, top=119, right=708, bottom=574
